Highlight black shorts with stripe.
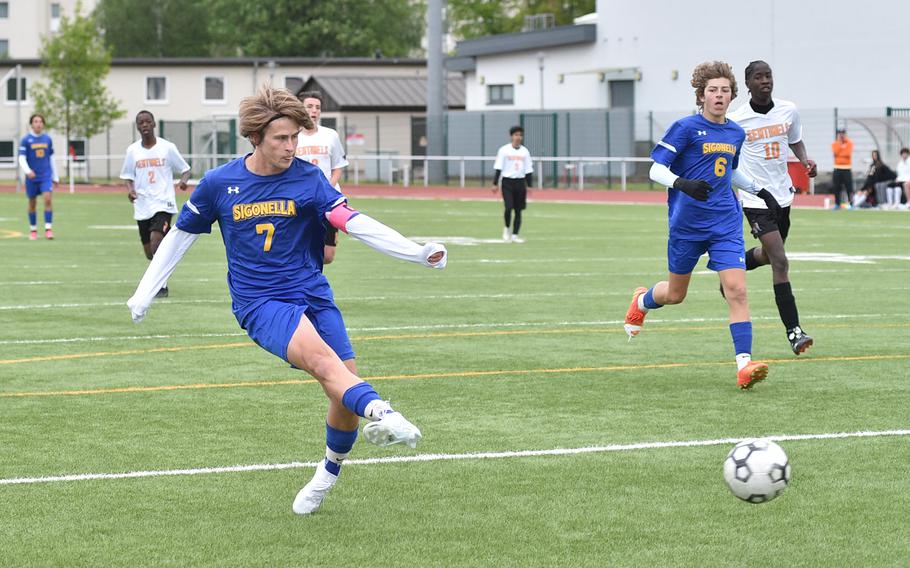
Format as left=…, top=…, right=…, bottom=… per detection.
left=137, top=211, right=173, bottom=245
left=744, top=205, right=791, bottom=241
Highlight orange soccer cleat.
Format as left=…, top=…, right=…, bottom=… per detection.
left=623, top=287, right=649, bottom=339
left=737, top=361, right=768, bottom=390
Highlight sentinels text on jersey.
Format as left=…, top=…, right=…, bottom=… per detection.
left=727, top=98, right=802, bottom=208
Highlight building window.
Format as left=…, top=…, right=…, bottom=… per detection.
left=0, top=3, right=9, bottom=19
left=145, top=76, right=167, bottom=103
left=0, top=39, right=8, bottom=58
left=204, top=76, right=225, bottom=103
left=0, top=140, right=14, bottom=165
left=5, top=76, right=26, bottom=102
left=487, top=84, right=514, bottom=106
left=285, top=76, right=304, bottom=96
left=50, top=3, right=61, bottom=32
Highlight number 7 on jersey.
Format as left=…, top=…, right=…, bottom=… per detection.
left=256, top=223, right=275, bottom=252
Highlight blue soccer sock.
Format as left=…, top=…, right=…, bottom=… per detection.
left=641, top=287, right=663, bottom=311
left=729, top=321, right=753, bottom=368
left=44, top=209, right=53, bottom=228
left=323, top=423, right=358, bottom=476
left=341, top=382, right=393, bottom=420
left=28, top=211, right=37, bottom=229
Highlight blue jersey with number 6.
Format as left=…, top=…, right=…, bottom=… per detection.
left=651, top=114, right=745, bottom=240
left=176, top=156, right=345, bottom=316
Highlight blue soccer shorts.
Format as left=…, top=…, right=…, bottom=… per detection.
left=25, top=178, right=53, bottom=199
left=238, top=297, right=355, bottom=364
left=667, top=234, right=746, bottom=274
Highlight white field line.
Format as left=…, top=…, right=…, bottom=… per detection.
left=1, top=429, right=907, bottom=486
left=1, top=312, right=904, bottom=345
left=0, top=313, right=902, bottom=345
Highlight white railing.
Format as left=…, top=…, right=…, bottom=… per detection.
left=1, top=153, right=654, bottom=192
left=346, top=154, right=654, bottom=191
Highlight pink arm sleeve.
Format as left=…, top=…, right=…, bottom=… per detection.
left=327, top=203, right=360, bottom=233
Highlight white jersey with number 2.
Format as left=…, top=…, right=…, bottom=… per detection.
left=120, top=137, right=191, bottom=220
left=728, top=98, right=802, bottom=208
left=493, top=143, right=533, bottom=179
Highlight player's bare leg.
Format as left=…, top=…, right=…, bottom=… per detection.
left=751, top=231, right=813, bottom=355
left=719, top=269, right=767, bottom=389
left=288, top=320, right=420, bottom=514
left=624, top=273, right=690, bottom=338
left=148, top=229, right=169, bottom=297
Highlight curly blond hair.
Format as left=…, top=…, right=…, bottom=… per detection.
left=239, top=85, right=314, bottom=144
left=691, top=61, right=737, bottom=108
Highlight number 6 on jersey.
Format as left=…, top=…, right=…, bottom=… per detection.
left=256, top=223, right=275, bottom=252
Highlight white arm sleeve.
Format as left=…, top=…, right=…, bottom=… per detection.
left=50, top=157, right=59, bottom=182
left=649, top=162, right=678, bottom=188
left=731, top=168, right=761, bottom=195
left=18, top=154, right=33, bottom=176
left=126, top=228, right=200, bottom=322
left=344, top=213, right=447, bottom=269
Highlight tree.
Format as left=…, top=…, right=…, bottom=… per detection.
left=94, top=0, right=212, bottom=57
left=448, top=0, right=595, bottom=40
left=30, top=2, right=124, bottom=161
left=206, top=0, right=425, bottom=57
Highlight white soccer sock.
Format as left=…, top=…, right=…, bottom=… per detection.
left=45, top=222, right=52, bottom=229
left=29, top=225, right=37, bottom=231
left=364, top=399, right=394, bottom=421
left=735, top=353, right=752, bottom=371
left=325, top=447, right=349, bottom=469
left=637, top=293, right=650, bottom=313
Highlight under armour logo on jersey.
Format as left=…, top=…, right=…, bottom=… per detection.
left=227, top=186, right=240, bottom=194
left=697, top=130, right=707, bottom=136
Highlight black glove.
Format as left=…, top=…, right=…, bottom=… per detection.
left=756, top=189, right=783, bottom=217
left=673, top=178, right=712, bottom=201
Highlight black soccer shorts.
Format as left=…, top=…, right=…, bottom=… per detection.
left=744, top=205, right=791, bottom=241
left=137, top=211, right=173, bottom=245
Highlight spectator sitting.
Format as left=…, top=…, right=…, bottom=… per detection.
left=894, top=147, right=910, bottom=210
left=853, top=150, right=896, bottom=208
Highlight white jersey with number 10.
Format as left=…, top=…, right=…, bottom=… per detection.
left=728, top=98, right=802, bottom=208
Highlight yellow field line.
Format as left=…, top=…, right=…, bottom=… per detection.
left=2, top=353, right=909, bottom=399
left=4, top=321, right=910, bottom=366
left=0, top=229, right=24, bottom=239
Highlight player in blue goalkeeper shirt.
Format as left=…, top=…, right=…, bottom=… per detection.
left=127, top=87, right=448, bottom=514
left=624, top=61, right=780, bottom=389
left=19, top=114, right=59, bottom=240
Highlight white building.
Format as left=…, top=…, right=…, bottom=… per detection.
left=450, top=0, right=910, bottom=170
left=0, top=0, right=96, bottom=58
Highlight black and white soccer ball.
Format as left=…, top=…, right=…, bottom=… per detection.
left=723, top=438, right=791, bottom=504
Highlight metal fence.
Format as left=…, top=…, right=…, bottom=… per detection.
left=3, top=106, right=907, bottom=188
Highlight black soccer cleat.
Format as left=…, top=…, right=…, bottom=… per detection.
left=155, top=287, right=169, bottom=298
left=787, top=326, right=813, bottom=355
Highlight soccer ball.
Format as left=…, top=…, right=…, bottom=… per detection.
left=723, top=438, right=791, bottom=503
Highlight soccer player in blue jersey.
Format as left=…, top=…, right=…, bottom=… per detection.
left=19, top=114, right=59, bottom=240
left=127, top=86, right=448, bottom=514
left=624, top=61, right=779, bottom=389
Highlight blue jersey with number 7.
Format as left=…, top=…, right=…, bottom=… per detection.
left=651, top=114, right=745, bottom=240
left=176, top=156, right=345, bottom=316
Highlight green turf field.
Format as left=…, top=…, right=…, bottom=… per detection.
left=1, top=191, right=908, bottom=567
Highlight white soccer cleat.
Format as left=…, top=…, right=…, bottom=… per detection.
left=292, top=460, right=338, bottom=515
left=502, top=227, right=511, bottom=241
left=362, top=412, right=422, bottom=448
left=510, top=234, right=525, bottom=243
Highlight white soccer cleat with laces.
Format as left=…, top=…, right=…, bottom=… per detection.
left=362, top=412, right=422, bottom=448
left=292, top=460, right=338, bottom=515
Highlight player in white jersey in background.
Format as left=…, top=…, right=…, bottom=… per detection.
left=120, top=110, right=192, bottom=297
left=727, top=61, right=816, bottom=355
left=492, top=126, right=533, bottom=243
left=295, top=90, right=348, bottom=265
